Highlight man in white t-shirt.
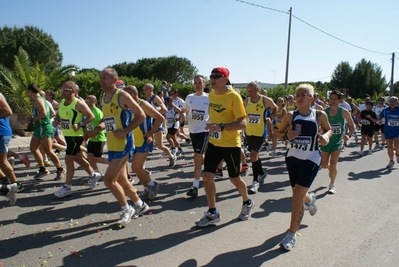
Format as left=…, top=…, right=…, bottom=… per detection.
left=181, top=75, right=209, bottom=197
left=373, top=97, right=387, bottom=148
left=170, top=89, right=190, bottom=147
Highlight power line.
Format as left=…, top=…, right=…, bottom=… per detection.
left=234, top=0, right=392, bottom=55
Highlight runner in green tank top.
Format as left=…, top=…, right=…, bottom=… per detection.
left=320, top=91, right=355, bottom=194
left=27, top=84, right=65, bottom=181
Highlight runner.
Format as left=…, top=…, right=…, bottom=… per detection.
left=84, top=95, right=108, bottom=176
left=123, top=85, right=164, bottom=200
left=373, top=97, right=387, bottom=149
left=100, top=68, right=149, bottom=226
left=181, top=75, right=209, bottom=197
left=277, top=84, right=332, bottom=251
left=195, top=67, right=254, bottom=227
left=143, top=83, right=176, bottom=167
left=320, top=91, right=355, bottom=194
left=27, top=84, right=65, bottom=181
left=378, top=96, right=399, bottom=170
left=358, top=101, right=377, bottom=156
left=170, top=89, right=190, bottom=146
left=164, top=97, right=184, bottom=157
left=271, top=97, right=287, bottom=156
left=53, top=81, right=101, bottom=197
left=0, top=93, right=21, bottom=203
left=243, top=81, right=277, bottom=194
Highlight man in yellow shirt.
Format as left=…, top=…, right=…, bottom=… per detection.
left=195, top=67, right=254, bottom=227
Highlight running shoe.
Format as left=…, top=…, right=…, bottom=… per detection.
left=170, top=148, right=177, bottom=158
left=7, top=157, right=15, bottom=168
left=176, top=148, right=183, bottom=157
left=34, top=169, right=49, bottom=180
left=328, top=184, right=336, bottom=194
left=147, top=181, right=159, bottom=200
left=139, top=189, right=148, bottom=199
left=358, top=150, right=363, bottom=156
left=305, top=192, right=317, bottom=216
left=133, top=202, right=149, bottom=219
left=387, top=160, right=394, bottom=170
left=238, top=200, right=255, bottom=221
left=354, top=135, right=359, bottom=143
left=0, top=177, right=9, bottom=185
left=36, top=161, right=51, bottom=167
left=168, top=156, right=175, bottom=167
left=186, top=186, right=198, bottom=197
left=240, top=164, right=249, bottom=177
left=195, top=211, right=221, bottom=227
left=269, top=151, right=278, bottom=156
left=185, top=138, right=191, bottom=146
left=54, top=169, right=66, bottom=181
left=248, top=181, right=259, bottom=194
left=280, top=231, right=296, bottom=251
left=396, top=154, right=399, bottom=164
left=54, top=185, right=72, bottom=198
left=5, top=183, right=18, bottom=205
left=20, top=153, right=30, bottom=168
left=341, top=146, right=345, bottom=152
left=258, top=171, right=268, bottom=185
left=117, top=205, right=135, bottom=226
left=16, top=182, right=24, bottom=193
left=88, top=172, right=102, bottom=189
left=214, top=169, right=223, bottom=179
left=368, top=149, right=373, bottom=155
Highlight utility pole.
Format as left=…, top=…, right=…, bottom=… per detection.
left=390, top=52, right=395, bottom=96
left=284, top=7, right=292, bottom=96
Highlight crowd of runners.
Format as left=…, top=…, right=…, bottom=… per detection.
left=1, top=66, right=398, bottom=251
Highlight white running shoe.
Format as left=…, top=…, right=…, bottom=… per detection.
left=358, top=150, right=363, bottom=156
left=5, top=183, right=18, bottom=205
left=249, top=181, right=259, bottom=194
left=117, top=205, right=135, bottom=226
left=305, top=192, right=317, bottom=216
left=280, top=231, right=296, bottom=251
left=328, top=184, right=336, bottom=194
left=368, top=149, right=373, bottom=155
left=89, top=172, right=102, bottom=189
left=387, top=160, right=394, bottom=170
left=54, top=185, right=72, bottom=198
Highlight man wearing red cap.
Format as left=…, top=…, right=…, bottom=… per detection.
left=195, top=67, right=254, bottom=227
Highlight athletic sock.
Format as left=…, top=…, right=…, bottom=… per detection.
left=208, top=208, right=217, bottom=214
left=121, top=204, right=130, bottom=211
left=243, top=199, right=252, bottom=206
left=252, top=160, right=260, bottom=182
left=134, top=199, right=144, bottom=207
left=193, top=179, right=200, bottom=188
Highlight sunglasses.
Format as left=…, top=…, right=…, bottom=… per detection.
left=62, top=88, right=73, bottom=92
left=210, top=74, right=224, bottom=79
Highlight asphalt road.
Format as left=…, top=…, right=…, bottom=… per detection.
left=1, top=135, right=399, bottom=267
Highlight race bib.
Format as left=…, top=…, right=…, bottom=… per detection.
left=362, top=119, right=370, bottom=125
left=86, top=123, right=94, bottom=131
left=60, top=119, right=70, bottom=130
left=104, top=116, right=117, bottom=132
left=290, top=136, right=311, bottom=151
left=167, top=118, right=175, bottom=124
left=387, top=119, right=399, bottom=127
left=248, top=114, right=260, bottom=124
left=209, top=131, right=221, bottom=140
left=191, top=109, right=205, bottom=121
left=331, top=123, right=341, bottom=134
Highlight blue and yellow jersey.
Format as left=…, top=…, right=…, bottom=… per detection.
left=101, top=89, right=133, bottom=152
left=133, top=99, right=153, bottom=147
left=58, top=99, right=84, bottom=137
left=245, top=95, right=267, bottom=138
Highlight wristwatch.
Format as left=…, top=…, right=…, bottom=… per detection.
left=219, top=123, right=225, bottom=131
left=79, top=121, right=86, bottom=130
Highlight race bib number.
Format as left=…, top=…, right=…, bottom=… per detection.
left=362, top=119, right=370, bottom=125
left=104, top=116, right=117, bottom=132
left=290, top=136, right=311, bottom=151
left=191, top=109, right=205, bottom=121
left=167, top=118, right=175, bottom=124
left=60, top=119, right=70, bottom=130
left=86, top=123, right=94, bottom=131
left=248, top=114, right=260, bottom=124
left=209, top=131, right=221, bottom=140
left=387, top=119, right=399, bottom=127
left=331, top=123, right=341, bottom=134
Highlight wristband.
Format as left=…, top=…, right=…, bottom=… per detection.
left=79, top=122, right=86, bottom=130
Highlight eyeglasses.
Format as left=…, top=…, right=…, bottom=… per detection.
left=295, top=93, right=310, bottom=98
left=210, top=74, right=224, bottom=79
left=62, top=88, right=73, bottom=92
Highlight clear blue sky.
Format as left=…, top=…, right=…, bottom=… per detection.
left=1, top=0, right=398, bottom=86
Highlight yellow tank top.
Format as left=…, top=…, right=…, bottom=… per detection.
left=132, top=99, right=153, bottom=147
left=286, top=102, right=296, bottom=112
left=245, top=95, right=266, bottom=137
left=102, top=89, right=133, bottom=152
left=58, top=99, right=84, bottom=137
left=208, top=89, right=246, bottom=147
left=274, top=108, right=284, bottom=128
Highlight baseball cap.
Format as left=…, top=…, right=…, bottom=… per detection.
left=116, top=80, right=125, bottom=88
left=211, top=67, right=230, bottom=78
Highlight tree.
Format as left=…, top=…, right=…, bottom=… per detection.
left=0, top=48, right=75, bottom=115
left=111, top=56, right=198, bottom=84
left=0, top=25, right=63, bottom=71
left=393, top=81, right=399, bottom=96
left=330, top=61, right=353, bottom=90
left=350, top=59, right=387, bottom=99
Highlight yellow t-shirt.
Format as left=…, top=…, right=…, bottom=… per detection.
left=58, top=99, right=84, bottom=137
left=245, top=95, right=266, bottom=137
left=208, top=89, right=246, bottom=147
left=102, top=89, right=133, bottom=152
